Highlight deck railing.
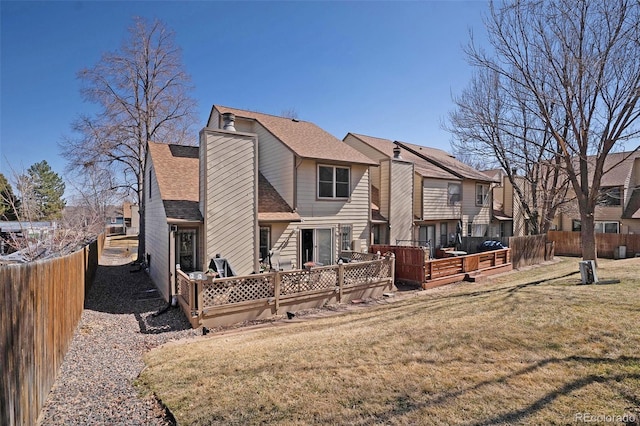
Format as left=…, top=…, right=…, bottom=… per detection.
left=176, top=255, right=396, bottom=328
left=371, top=244, right=513, bottom=288
left=425, top=248, right=511, bottom=282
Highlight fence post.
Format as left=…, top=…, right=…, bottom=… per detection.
left=338, top=262, right=344, bottom=303
left=195, top=281, right=202, bottom=317
left=390, top=253, right=396, bottom=287
left=274, top=272, right=281, bottom=315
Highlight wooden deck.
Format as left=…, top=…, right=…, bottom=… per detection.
left=371, top=245, right=512, bottom=289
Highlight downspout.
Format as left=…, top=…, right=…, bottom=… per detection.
left=170, top=224, right=177, bottom=306
left=294, top=156, right=303, bottom=267
left=152, top=223, right=175, bottom=317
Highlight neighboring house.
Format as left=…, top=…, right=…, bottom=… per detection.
left=123, top=202, right=139, bottom=235
left=144, top=106, right=377, bottom=302
left=344, top=133, right=498, bottom=254
left=105, top=205, right=126, bottom=235
left=482, top=169, right=529, bottom=237
left=144, top=143, right=202, bottom=301
left=553, top=150, right=640, bottom=234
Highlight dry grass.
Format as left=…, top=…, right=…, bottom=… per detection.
left=137, top=257, right=640, bottom=425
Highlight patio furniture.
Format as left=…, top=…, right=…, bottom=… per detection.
left=208, top=255, right=236, bottom=278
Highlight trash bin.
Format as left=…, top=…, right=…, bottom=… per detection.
left=618, top=245, right=627, bottom=259
left=578, top=260, right=598, bottom=284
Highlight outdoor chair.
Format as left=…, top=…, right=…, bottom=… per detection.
left=208, top=255, right=236, bottom=278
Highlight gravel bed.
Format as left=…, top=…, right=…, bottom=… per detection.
left=38, top=241, right=199, bottom=425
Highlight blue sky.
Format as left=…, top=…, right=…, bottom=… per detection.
left=1, top=1, right=490, bottom=196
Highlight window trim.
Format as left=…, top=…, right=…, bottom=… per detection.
left=597, top=186, right=622, bottom=207
left=340, top=224, right=352, bottom=252
left=447, top=183, right=462, bottom=206
left=572, top=219, right=581, bottom=232
left=476, top=183, right=490, bottom=206
left=259, top=226, right=271, bottom=261
left=595, top=221, right=619, bottom=234
left=317, top=164, right=350, bottom=200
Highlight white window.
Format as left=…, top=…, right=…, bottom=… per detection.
left=476, top=184, right=490, bottom=206
left=595, top=221, right=619, bottom=234
left=318, top=165, right=350, bottom=199
left=259, top=226, right=271, bottom=261
left=448, top=183, right=462, bottom=205
left=148, top=167, right=152, bottom=200
left=598, top=187, right=622, bottom=206
left=340, top=224, right=352, bottom=252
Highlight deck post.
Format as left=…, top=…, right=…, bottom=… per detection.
left=274, top=271, right=281, bottom=314
left=338, top=262, right=344, bottom=303
left=389, top=253, right=396, bottom=288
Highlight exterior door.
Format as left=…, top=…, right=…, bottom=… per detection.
left=177, top=229, right=197, bottom=272
left=300, top=228, right=334, bottom=266
left=419, top=225, right=436, bottom=258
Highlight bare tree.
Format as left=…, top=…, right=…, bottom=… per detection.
left=61, top=17, right=197, bottom=261
left=2, top=166, right=82, bottom=261
left=280, top=108, right=299, bottom=120
left=64, top=164, right=125, bottom=238
left=457, top=0, right=640, bottom=260
left=448, top=67, right=572, bottom=235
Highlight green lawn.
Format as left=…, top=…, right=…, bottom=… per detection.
left=137, top=257, right=640, bottom=425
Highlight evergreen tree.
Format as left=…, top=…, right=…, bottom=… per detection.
left=0, top=173, right=20, bottom=221
left=23, top=161, right=66, bottom=221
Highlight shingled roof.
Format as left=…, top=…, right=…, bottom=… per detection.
left=258, top=173, right=301, bottom=222
left=213, top=106, right=377, bottom=166
left=147, top=142, right=202, bottom=222
left=598, top=150, right=640, bottom=187
left=345, top=133, right=460, bottom=181
left=147, top=141, right=300, bottom=223
left=396, top=140, right=498, bottom=182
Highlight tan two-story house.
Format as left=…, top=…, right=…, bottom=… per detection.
left=553, top=150, right=640, bottom=234
left=344, top=133, right=498, bottom=255
left=144, top=106, right=376, bottom=302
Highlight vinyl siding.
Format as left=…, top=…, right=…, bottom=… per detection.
left=144, top=158, right=171, bottom=301
left=462, top=180, right=491, bottom=224
left=627, top=159, right=640, bottom=206
left=266, top=222, right=299, bottom=269
left=380, top=161, right=390, bottom=219
left=253, top=122, right=295, bottom=207
left=343, top=134, right=386, bottom=190
left=503, top=179, right=514, bottom=217
left=201, top=129, right=258, bottom=276
left=207, top=109, right=220, bottom=128
left=343, top=134, right=388, bottom=163
left=422, top=178, right=462, bottom=220
left=511, top=177, right=529, bottom=236
left=413, top=173, right=422, bottom=219
left=622, top=219, right=640, bottom=234
left=389, top=161, right=414, bottom=244
left=595, top=205, right=624, bottom=221
left=294, top=159, right=371, bottom=264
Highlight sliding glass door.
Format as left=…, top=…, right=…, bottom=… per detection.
left=300, top=228, right=334, bottom=266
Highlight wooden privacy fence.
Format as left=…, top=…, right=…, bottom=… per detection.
left=548, top=231, right=640, bottom=258
left=176, top=255, right=396, bottom=329
left=370, top=245, right=428, bottom=284
left=508, top=234, right=553, bottom=269
left=0, top=235, right=104, bottom=426
left=372, top=244, right=512, bottom=289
